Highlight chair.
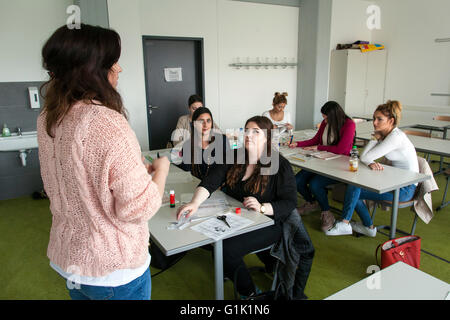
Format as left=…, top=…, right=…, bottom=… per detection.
left=370, top=157, right=434, bottom=236
left=434, top=115, right=450, bottom=122
left=230, top=245, right=279, bottom=299
left=403, top=130, right=432, bottom=161
left=436, top=168, right=450, bottom=211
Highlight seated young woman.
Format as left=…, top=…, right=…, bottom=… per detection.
left=262, top=92, right=293, bottom=130
left=288, top=101, right=355, bottom=232
left=176, top=116, right=314, bottom=299
left=178, top=107, right=229, bottom=180
left=326, top=100, right=419, bottom=237
left=172, top=94, right=220, bottom=147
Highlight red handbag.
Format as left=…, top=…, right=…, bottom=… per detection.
left=376, top=235, right=421, bottom=269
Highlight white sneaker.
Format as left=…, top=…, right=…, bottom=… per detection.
left=350, top=221, right=377, bottom=237
left=325, top=221, right=352, bottom=236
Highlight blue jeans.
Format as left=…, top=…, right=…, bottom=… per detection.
left=342, top=184, right=417, bottom=227
left=295, top=170, right=339, bottom=211
left=67, top=268, right=151, bottom=300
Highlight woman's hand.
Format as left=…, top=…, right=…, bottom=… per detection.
left=372, top=131, right=383, bottom=141
left=288, top=142, right=297, bottom=148
left=142, top=156, right=153, bottom=174
left=303, top=145, right=318, bottom=151
left=285, top=123, right=293, bottom=130
left=369, top=162, right=384, bottom=171
left=152, top=157, right=170, bottom=174
left=243, top=196, right=262, bottom=212
left=176, top=202, right=199, bottom=220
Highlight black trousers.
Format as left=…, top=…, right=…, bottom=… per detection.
left=222, top=223, right=282, bottom=296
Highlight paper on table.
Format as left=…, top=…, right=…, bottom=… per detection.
left=289, top=154, right=309, bottom=162
left=311, top=151, right=341, bottom=160
left=190, top=213, right=254, bottom=241
left=179, top=192, right=230, bottom=218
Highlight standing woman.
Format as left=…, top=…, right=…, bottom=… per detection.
left=178, top=107, right=230, bottom=179
left=289, top=101, right=355, bottom=232
left=262, top=92, right=293, bottom=130
left=326, top=100, right=419, bottom=237
left=38, top=24, right=170, bottom=300
left=177, top=116, right=314, bottom=299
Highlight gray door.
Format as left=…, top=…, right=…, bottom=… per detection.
left=143, top=37, right=204, bottom=150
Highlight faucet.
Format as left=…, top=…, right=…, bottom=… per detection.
left=17, top=127, right=22, bottom=136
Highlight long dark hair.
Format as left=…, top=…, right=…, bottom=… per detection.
left=320, top=101, right=350, bottom=145
left=190, top=107, right=215, bottom=179
left=40, top=24, right=125, bottom=137
left=226, top=116, right=273, bottom=195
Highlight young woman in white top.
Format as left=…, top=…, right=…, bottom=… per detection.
left=262, top=92, right=293, bottom=130
left=326, top=100, right=419, bottom=237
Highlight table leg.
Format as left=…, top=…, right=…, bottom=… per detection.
left=213, top=240, right=224, bottom=300
left=390, top=189, right=400, bottom=239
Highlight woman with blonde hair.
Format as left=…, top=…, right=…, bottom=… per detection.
left=38, top=24, right=170, bottom=299
left=262, top=92, right=293, bottom=130
left=326, top=100, right=419, bottom=237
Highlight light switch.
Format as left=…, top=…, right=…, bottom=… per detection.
left=28, top=87, right=40, bottom=109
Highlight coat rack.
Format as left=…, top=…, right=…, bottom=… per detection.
left=229, top=57, right=298, bottom=70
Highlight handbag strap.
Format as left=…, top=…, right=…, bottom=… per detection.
left=375, top=244, right=382, bottom=267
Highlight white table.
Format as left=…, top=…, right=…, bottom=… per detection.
left=326, top=261, right=450, bottom=300
left=143, top=150, right=274, bottom=300
left=356, top=132, right=450, bottom=158
left=352, top=114, right=450, bottom=138
left=279, top=146, right=430, bottom=239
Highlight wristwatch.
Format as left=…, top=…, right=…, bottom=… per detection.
left=260, top=204, right=266, bottom=214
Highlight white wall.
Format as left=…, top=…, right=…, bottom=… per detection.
left=217, top=0, right=299, bottom=129
left=108, top=0, right=299, bottom=149
left=0, top=0, right=72, bottom=82
left=328, top=0, right=450, bottom=118
left=329, top=0, right=372, bottom=51
left=372, top=0, right=450, bottom=110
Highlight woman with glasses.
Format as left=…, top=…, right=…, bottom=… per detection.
left=176, top=116, right=314, bottom=299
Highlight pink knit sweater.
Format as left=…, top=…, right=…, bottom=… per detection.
left=37, top=101, right=162, bottom=277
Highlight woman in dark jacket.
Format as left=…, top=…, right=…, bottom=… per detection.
left=177, top=116, right=314, bottom=299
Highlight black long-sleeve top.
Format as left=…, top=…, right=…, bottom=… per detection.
left=178, top=134, right=230, bottom=179
left=198, top=151, right=297, bottom=224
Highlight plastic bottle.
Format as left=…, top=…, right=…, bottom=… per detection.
left=2, top=124, right=11, bottom=137
left=349, top=146, right=359, bottom=172
left=237, top=128, right=244, bottom=148
left=170, top=190, right=175, bottom=208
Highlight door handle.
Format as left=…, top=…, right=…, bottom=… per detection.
left=148, top=105, right=159, bottom=115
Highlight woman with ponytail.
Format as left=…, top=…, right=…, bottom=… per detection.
left=176, top=116, right=314, bottom=299
left=326, top=100, right=419, bottom=237
left=262, top=92, right=293, bottom=130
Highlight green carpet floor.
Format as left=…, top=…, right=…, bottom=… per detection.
left=0, top=156, right=448, bottom=300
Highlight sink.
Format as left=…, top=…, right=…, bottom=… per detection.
left=0, top=131, right=38, bottom=151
